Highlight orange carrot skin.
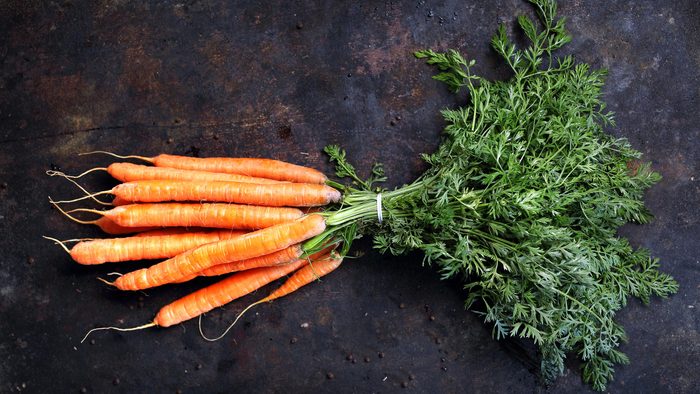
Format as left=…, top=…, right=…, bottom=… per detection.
left=200, top=244, right=302, bottom=277
left=111, top=180, right=341, bottom=207
left=114, top=214, right=326, bottom=290
left=111, top=196, right=131, bottom=206
left=133, top=228, right=193, bottom=237
left=172, top=245, right=302, bottom=283
left=94, top=217, right=158, bottom=235
left=103, top=203, right=303, bottom=230
left=262, top=256, right=342, bottom=302
left=154, top=259, right=308, bottom=327
left=70, top=230, right=245, bottom=265
left=152, top=154, right=327, bottom=184
left=107, top=162, right=281, bottom=184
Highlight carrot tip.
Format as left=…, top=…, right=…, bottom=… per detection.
left=80, top=322, right=157, bottom=344
left=198, top=300, right=265, bottom=342
left=42, top=235, right=71, bottom=254
left=78, top=150, right=154, bottom=163
left=97, top=277, right=116, bottom=287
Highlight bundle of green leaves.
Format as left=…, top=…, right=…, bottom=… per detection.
left=318, top=0, right=677, bottom=390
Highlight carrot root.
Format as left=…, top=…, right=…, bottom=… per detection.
left=80, top=322, right=157, bottom=344
left=48, top=198, right=100, bottom=225
left=198, top=299, right=265, bottom=342
left=50, top=189, right=112, bottom=205
left=42, top=236, right=71, bottom=254
left=46, top=171, right=112, bottom=205
left=78, top=150, right=154, bottom=163
left=97, top=277, right=116, bottom=287
left=46, top=167, right=107, bottom=179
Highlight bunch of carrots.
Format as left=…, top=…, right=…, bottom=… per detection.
left=46, top=152, right=347, bottom=341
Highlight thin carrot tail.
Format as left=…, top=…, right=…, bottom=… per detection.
left=48, top=198, right=101, bottom=225
left=45, top=171, right=112, bottom=205
left=46, top=167, right=107, bottom=179
left=80, top=322, right=157, bottom=343
left=49, top=189, right=112, bottom=205
left=198, top=299, right=267, bottom=342
left=96, top=276, right=119, bottom=287
left=42, top=235, right=72, bottom=254
left=78, top=150, right=154, bottom=164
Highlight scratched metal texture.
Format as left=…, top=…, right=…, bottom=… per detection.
left=1, top=1, right=698, bottom=393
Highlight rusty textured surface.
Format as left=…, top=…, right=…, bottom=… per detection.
left=1, top=1, right=698, bottom=393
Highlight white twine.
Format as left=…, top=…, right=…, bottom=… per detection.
left=376, top=193, right=383, bottom=223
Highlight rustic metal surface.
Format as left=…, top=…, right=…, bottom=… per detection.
left=1, top=1, right=698, bottom=393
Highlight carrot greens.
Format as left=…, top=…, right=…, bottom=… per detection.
left=323, top=0, right=677, bottom=390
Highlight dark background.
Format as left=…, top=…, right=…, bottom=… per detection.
left=1, top=1, right=698, bottom=393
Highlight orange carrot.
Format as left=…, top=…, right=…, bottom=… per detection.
left=112, top=214, right=326, bottom=290
left=152, top=154, right=327, bottom=184
left=56, top=202, right=304, bottom=230
left=94, top=217, right=159, bottom=235
left=155, top=259, right=309, bottom=327
left=67, top=230, right=246, bottom=265
left=174, top=244, right=303, bottom=283
left=106, top=162, right=283, bottom=184
left=107, top=180, right=340, bottom=207
left=111, top=196, right=131, bottom=206
left=81, top=258, right=309, bottom=341
left=133, top=228, right=203, bottom=237
left=82, top=152, right=327, bottom=184
left=199, top=253, right=342, bottom=341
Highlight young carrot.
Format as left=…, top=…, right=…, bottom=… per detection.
left=111, top=196, right=131, bottom=206
left=133, top=228, right=201, bottom=237
left=112, top=214, right=326, bottom=290
left=53, top=202, right=304, bottom=230
left=59, top=230, right=246, bottom=265
left=82, top=151, right=328, bottom=184
left=202, top=254, right=343, bottom=341
left=93, top=217, right=159, bottom=235
left=58, top=180, right=341, bottom=207
left=261, top=256, right=343, bottom=302
left=107, top=162, right=282, bottom=184
left=81, top=258, right=310, bottom=342
left=156, top=259, right=309, bottom=327
left=174, top=244, right=303, bottom=283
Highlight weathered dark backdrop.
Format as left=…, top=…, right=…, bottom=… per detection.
left=1, top=1, right=698, bottom=393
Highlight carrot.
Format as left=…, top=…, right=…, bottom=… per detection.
left=58, top=180, right=341, bottom=207
left=133, top=228, right=199, bottom=237
left=112, top=214, right=326, bottom=290
left=259, top=256, right=343, bottom=302
left=80, top=258, right=310, bottom=342
left=157, top=259, right=309, bottom=327
left=200, top=254, right=343, bottom=341
left=52, top=202, right=304, bottom=230
left=106, top=162, right=283, bottom=184
left=174, top=244, right=303, bottom=283
left=59, top=230, right=246, bottom=265
left=111, top=196, right=131, bottom=206
left=82, top=151, right=327, bottom=184
left=94, top=217, right=159, bottom=235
